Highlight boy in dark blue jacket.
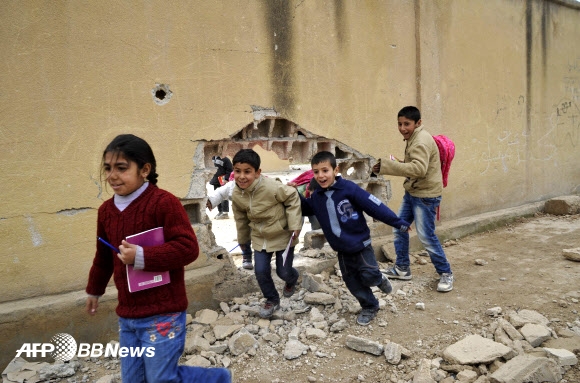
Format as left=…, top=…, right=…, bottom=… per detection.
left=300, top=151, right=411, bottom=325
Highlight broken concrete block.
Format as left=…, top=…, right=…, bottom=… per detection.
left=544, top=195, right=580, bottom=215
left=412, top=358, right=437, bottom=383
left=562, top=247, right=580, bottom=262
left=345, top=335, right=384, bottom=356
left=489, top=354, right=561, bottom=383
left=508, top=309, right=550, bottom=327
left=519, top=323, right=552, bottom=347
left=443, top=334, right=513, bottom=365
left=542, top=347, right=578, bottom=366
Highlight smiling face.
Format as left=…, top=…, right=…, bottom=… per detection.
left=312, top=160, right=339, bottom=189
left=103, top=152, right=150, bottom=196
left=398, top=116, right=421, bottom=141
left=233, top=162, right=261, bottom=190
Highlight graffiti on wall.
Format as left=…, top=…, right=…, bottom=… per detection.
left=550, top=98, right=579, bottom=150
left=479, top=94, right=526, bottom=175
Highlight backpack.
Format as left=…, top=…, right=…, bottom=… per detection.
left=432, top=135, right=455, bottom=188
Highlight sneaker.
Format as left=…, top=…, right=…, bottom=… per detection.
left=215, top=213, right=229, bottom=220
left=383, top=265, right=412, bottom=280
left=283, top=283, right=296, bottom=298
left=378, top=275, right=392, bottom=294
left=437, top=273, right=454, bottom=292
left=259, top=301, right=280, bottom=319
left=356, top=308, right=378, bottom=326
left=242, top=257, right=253, bottom=270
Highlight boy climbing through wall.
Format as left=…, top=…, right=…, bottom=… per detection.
left=230, top=149, right=303, bottom=319
left=372, top=105, right=455, bottom=292
left=299, top=151, right=411, bottom=326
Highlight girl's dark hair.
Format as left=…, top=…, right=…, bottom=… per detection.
left=397, top=106, right=421, bottom=123
left=232, top=149, right=261, bottom=170
left=311, top=151, right=337, bottom=168
left=102, top=134, right=158, bottom=185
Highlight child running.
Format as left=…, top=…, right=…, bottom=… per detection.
left=85, top=134, right=231, bottom=382
left=299, top=151, right=411, bottom=325
left=230, top=148, right=302, bottom=319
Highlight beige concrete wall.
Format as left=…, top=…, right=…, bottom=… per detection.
left=0, top=0, right=578, bottom=323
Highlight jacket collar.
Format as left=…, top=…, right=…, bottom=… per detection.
left=239, top=175, right=263, bottom=193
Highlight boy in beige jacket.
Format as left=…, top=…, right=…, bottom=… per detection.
left=231, top=149, right=303, bottom=318
left=373, top=106, right=454, bottom=292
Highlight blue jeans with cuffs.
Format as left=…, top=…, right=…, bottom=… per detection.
left=119, top=311, right=231, bottom=383
left=393, top=192, right=452, bottom=275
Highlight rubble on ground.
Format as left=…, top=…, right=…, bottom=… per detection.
left=4, top=261, right=579, bottom=383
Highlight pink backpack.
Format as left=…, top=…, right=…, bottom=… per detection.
left=432, top=135, right=455, bottom=188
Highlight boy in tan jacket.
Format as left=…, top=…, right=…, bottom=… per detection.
left=373, top=106, right=454, bottom=292
left=231, top=149, right=303, bottom=318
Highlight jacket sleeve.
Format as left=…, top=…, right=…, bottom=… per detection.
left=232, top=192, right=251, bottom=245
left=351, top=186, right=410, bottom=230
left=378, top=142, right=430, bottom=179
left=208, top=181, right=235, bottom=207
left=276, top=184, right=303, bottom=231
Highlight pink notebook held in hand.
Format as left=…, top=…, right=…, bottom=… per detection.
left=125, top=227, right=170, bottom=293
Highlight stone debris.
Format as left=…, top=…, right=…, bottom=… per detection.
left=562, top=247, right=580, bottom=262
left=3, top=267, right=579, bottom=383
left=543, top=195, right=580, bottom=215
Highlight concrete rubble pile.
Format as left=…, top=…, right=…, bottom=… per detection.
left=3, top=263, right=580, bottom=383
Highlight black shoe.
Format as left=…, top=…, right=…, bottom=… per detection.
left=242, top=256, right=253, bottom=270
left=378, top=275, right=392, bottom=294
left=259, top=301, right=280, bottom=319
left=283, top=283, right=296, bottom=298
left=356, top=308, right=378, bottom=326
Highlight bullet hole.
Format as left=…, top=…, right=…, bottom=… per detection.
left=152, top=84, right=172, bottom=105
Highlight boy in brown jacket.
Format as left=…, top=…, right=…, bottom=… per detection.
left=231, top=149, right=303, bottom=318
left=373, top=106, right=454, bottom=292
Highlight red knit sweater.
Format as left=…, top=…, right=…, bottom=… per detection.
left=86, top=183, right=199, bottom=318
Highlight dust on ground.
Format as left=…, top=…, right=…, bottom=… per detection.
left=58, top=210, right=580, bottom=383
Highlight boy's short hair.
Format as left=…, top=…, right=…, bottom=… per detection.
left=311, top=151, right=337, bottom=169
left=232, top=148, right=261, bottom=170
left=398, top=106, right=421, bottom=123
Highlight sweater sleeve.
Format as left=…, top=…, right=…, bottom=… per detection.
left=141, top=193, right=199, bottom=272
left=351, top=185, right=410, bottom=230
left=86, top=209, right=115, bottom=296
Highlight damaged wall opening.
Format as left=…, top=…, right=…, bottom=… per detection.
left=183, top=115, right=392, bottom=260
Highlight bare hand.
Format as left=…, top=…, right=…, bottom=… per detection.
left=372, top=163, right=380, bottom=173
left=292, top=229, right=301, bottom=238
left=86, top=296, right=99, bottom=315
left=117, top=240, right=137, bottom=265
left=206, top=200, right=213, bottom=210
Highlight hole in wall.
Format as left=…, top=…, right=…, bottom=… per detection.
left=152, top=84, right=173, bottom=105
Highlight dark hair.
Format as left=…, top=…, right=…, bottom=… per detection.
left=232, top=149, right=261, bottom=171
left=398, top=106, right=421, bottom=123
left=311, top=151, right=337, bottom=168
left=102, top=134, right=158, bottom=185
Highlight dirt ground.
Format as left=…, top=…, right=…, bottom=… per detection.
left=64, top=211, right=580, bottom=383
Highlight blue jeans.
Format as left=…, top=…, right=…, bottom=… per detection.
left=119, top=311, right=231, bottom=383
left=254, top=247, right=299, bottom=303
left=337, top=245, right=382, bottom=310
left=393, top=192, right=452, bottom=275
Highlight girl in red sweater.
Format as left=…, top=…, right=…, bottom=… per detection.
left=86, top=134, right=231, bottom=382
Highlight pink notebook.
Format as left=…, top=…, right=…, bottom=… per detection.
left=125, top=227, right=170, bottom=293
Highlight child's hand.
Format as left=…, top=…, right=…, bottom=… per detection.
left=118, top=240, right=137, bottom=265
left=372, top=161, right=381, bottom=173
left=292, top=229, right=301, bottom=238
left=86, top=296, right=99, bottom=315
left=206, top=200, right=213, bottom=210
